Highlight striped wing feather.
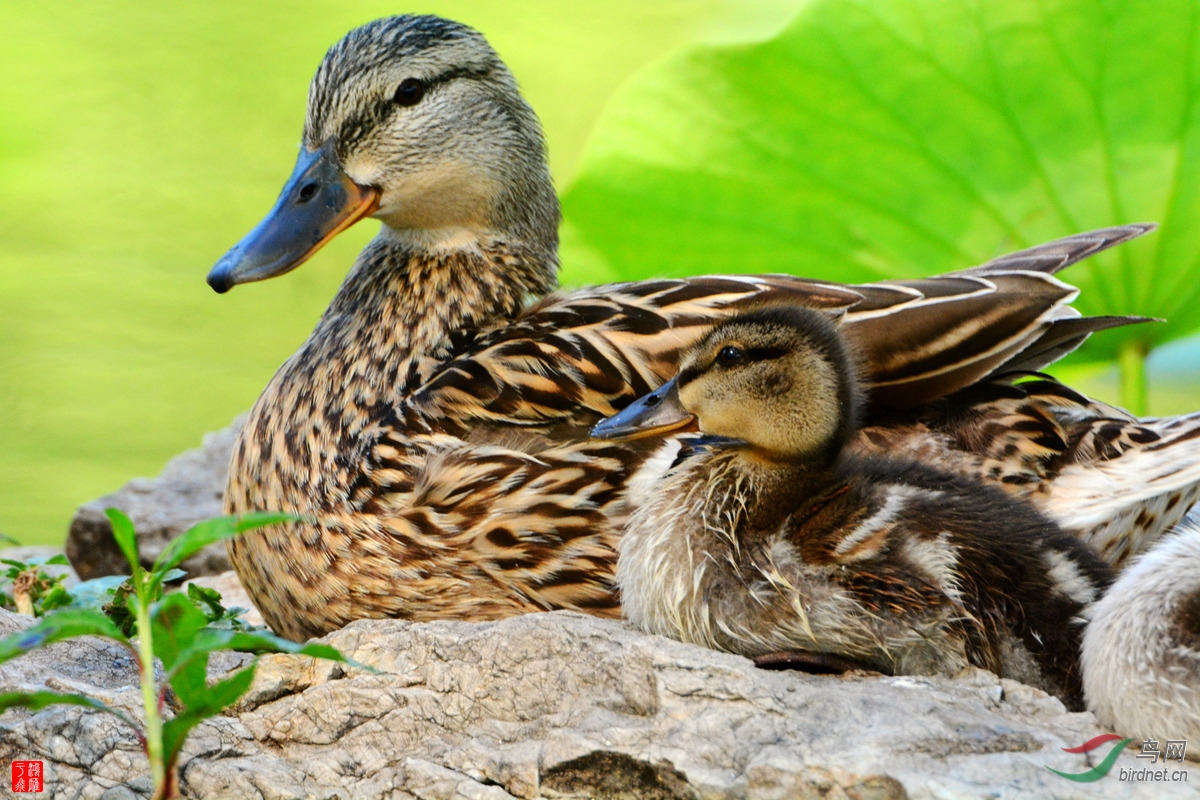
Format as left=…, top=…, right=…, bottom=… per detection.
left=965, top=224, right=1154, bottom=274
left=407, top=276, right=864, bottom=428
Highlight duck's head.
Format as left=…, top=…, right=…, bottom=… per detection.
left=208, top=15, right=558, bottom=293
left=593, top=306, right=862, bottom=463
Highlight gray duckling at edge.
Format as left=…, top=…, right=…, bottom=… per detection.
left=593, top=304, right=1115, bottom=709
left=1083, top=519, right=1200, bottom=755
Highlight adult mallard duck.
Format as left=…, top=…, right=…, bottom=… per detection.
left=207, top=15, right=1190, bottom=640
left=1082, top=519, right=1200, bottom=751
left=592, top=305, right=1113, bottom=708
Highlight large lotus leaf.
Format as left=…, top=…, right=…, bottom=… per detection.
left=564, top=0, right=1200, bottom=363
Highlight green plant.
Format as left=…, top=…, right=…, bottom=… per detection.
left=1, top=552, right=72, bottom=617
left=565, top=0, right=1200, bottom=414
left=0, top=509, right=359, bottom=800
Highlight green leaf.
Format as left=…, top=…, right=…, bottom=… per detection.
left=159, top=568, right=187, bottom=584
left=0, top=689, right=139, bottom=730
left=564, top=0, right=1200, bottom=362
left=37, top=584, right=72, bottom=615
left=185, top=583, right=250, bottom=630
left=186, top=583, right=224, bottom=617
left=153, top=513, right=295, bottom=577
left=160, top=664, right=256, bottom=769
left=202, top=628, right=330, bottom=657
left=172, top=627, right=371, bottom=675
left=0, top=609, right=129, bottom=664
left=151, top=593, right=211, bottom=707
left=104, top=508, right=142, bottom=576
left=103, top=579, right=139, bottom=637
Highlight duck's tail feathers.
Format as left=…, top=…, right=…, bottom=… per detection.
left=966, top=223, right=1157, bottom=276
left=990, top=313, right=1159, bottom=377
left=842, top=224, right=1156, bottom=408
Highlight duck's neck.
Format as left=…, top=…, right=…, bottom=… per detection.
left=230, top=229, right=557, bottom=514
left=323, top=229, right=556, bottom=384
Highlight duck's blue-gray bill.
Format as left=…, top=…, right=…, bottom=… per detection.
left=590, top=376, right=696, bottom=440
left=207, top=141, right=379, bottom=293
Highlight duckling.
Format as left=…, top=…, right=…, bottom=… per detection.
left=207, top=14, right=1177, bottom=641
left=1082, top=519, right=1200, bottom=752
left=592, top=305, right=1114, bottom=707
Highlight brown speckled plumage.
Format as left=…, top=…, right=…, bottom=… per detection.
left=213, top=15, right=1194, bottom=641
left=855, top=378, right=1200, bottom=568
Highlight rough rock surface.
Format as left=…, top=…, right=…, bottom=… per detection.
left=65, top=417, right=245, bottom=581
left=0, top=608, right=1192, bottom=799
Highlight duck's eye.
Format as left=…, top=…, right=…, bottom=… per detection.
left=717, top=345, right=745, bottom=366
left=393, top=78, right=426, bottom=107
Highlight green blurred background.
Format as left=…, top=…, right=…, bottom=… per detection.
left=2, top=0, right=1198, bottom=546
left=0, top=1, right=803, bottom=545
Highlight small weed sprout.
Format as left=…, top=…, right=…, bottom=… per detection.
left=1, top=552, right=72, bottom=617
left=0, top=510, right=362, bottom=800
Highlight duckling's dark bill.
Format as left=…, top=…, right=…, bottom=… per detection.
left=591, top=377, right=698, bottom=440
left=207, top=141, right=380, bottom=293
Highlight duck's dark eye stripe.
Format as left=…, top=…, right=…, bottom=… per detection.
left=744, top=346, right=788, bottom=362
left=677, top=365, right=703, bottom=387
left=435, top=65, right=493, bottom=84
left=386, top=66, right=493, bottom=114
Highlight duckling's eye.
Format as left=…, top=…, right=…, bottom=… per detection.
left=393, top=78, right=426, bottom=107
left=717, top=345, right=745, bottom=366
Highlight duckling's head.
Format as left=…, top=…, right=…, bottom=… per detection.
left=593, top=306, right=862, bottom=462
left=209, top=15, right=558, bottom=292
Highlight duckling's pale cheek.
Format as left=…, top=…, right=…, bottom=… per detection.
left=751, top=371, right=793, bottom=399
left=693, top=399, right=749, bottom=440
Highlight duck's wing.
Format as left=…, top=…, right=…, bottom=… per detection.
left=854, top=375, right=1200, bottom=568
left=408, top=226, right=1153, bottom=428
left=843, top=224, right=1156, bottom=408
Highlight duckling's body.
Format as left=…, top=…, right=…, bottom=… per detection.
left=210, top=15, right=1189, bottom=641
left=1082, top=520, right=1200, bottom=753
left=596, top=307, right=1113, bottom=706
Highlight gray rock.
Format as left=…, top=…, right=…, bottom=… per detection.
left=0, top=609, right=1191, bottom=799
left=65, top=417, right=244, bottom=581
